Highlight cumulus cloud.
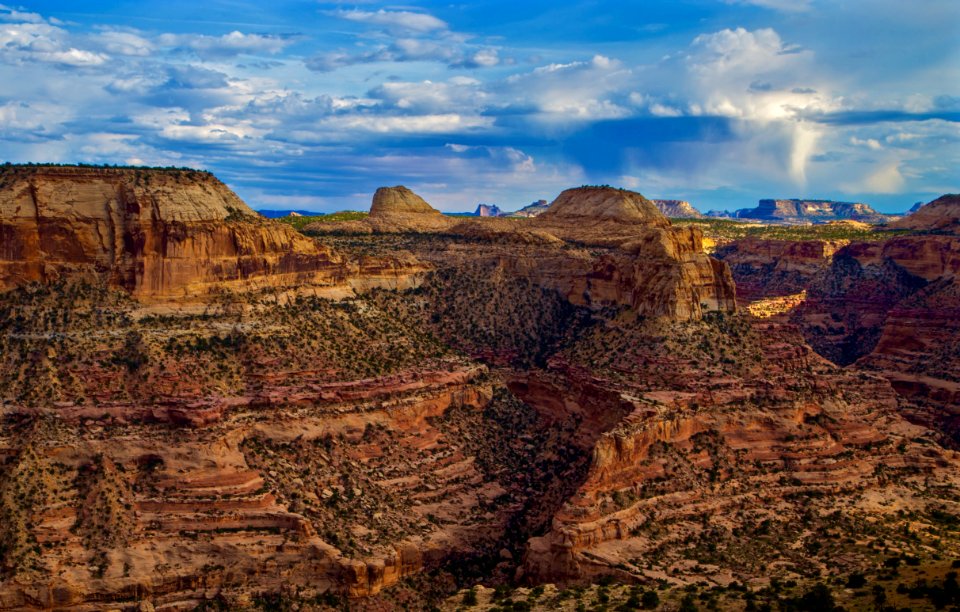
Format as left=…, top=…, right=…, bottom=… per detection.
left=319, top=113, right=492, bottom=134
left=369, top=77, right=485, bottom=113
left=0, top=2, right=954, bottom=213
left=500, top=55, right=632, bottom=121
left=0, top=18, right=109, bottom=66
left=95, top=29, right=153, bottom=56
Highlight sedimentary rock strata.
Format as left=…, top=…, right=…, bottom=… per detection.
left=2, top=172, right=959, bottom=610
left=714, top=237, right=847, bottom=301
left=0, top=166, right=355, bottom=301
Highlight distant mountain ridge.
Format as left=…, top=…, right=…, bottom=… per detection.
left=509, top=199, right=550, bottom=217
left=650, top=199, right=704, bottom=218
left=708, top=198, right=889, bottom=224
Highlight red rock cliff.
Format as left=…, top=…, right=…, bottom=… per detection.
left=0, top=165, right=348, bottom=300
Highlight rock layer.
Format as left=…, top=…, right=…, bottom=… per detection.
left=714, top=237, right=847, bottom=301
left=537, top=187, right=670, bottom=228
left=0, top=166, right=347, bottom=301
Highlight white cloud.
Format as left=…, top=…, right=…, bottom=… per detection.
left=334, top=9, right=447, bottom=34
left=843, top=162, right=906, bottom=194
left=309, top=8, right=498, bottom=71
left=370, top=78, right=485, bottom=113
left=0, top=20, right=109, bottom=66
left=0, top=4, right=46, bottom=24
left=468, top=48, right=499, bottom=68
left=96, top=29, right=153, bottom=56
left=321, top=113, right=492, bottom=134
left=850, top=136, right=883, bottom=150
left=157, top=31, right=293, bottom=59
left=502, top=55, right=632, bottom=121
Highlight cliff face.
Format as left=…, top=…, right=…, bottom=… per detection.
left=474, top=204, right=504, bottom=217
left=511, top=199, right=550, bottom=218
left=528, top=188, right=734, bottom=318
left=794, top=235, right=960, bottom=365
left=714, top=237, right=847, bottom=301
left=651, top=199, right=704, bottom=219
left=2, top=174, right=960, bottom=608
left=519, top=316, right=958, bottom=584
left=0, top=166, right=347, bottom=300
left=326, top=185, right=736, bottom=320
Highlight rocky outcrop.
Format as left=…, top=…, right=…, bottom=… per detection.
left=510, top=199, right=550, bottom=218
left=526, top=188, right=735, bottom=318
left=474, top=204, right=505, bottom=217
left=651, top=200, right=704, bottom=219
left=314, top=185, right=736, bottom=320
left=536, top=187, right=670, bottom=229
left=0, top=166, right=348, bottom=301
left=366, top=186, right=455, bottom=233
left=710, top=199, right=888, bottom=224
left=787, top=231, right=960, bottom=441
left=888, top=194, right=960, bottom=233
left=714, top=237, right=847, bottom=301
left=5, top=170, right=958, bottom=609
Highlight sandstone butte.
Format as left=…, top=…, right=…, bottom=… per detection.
left=308, top=184, right=737, bottom=319
left=1, top=168, right=959, bottom=611
left=0, top=166, right=426, bottom=302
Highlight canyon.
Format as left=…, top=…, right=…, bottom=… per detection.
left=708, top=195, right=960, bottom=444
left=1, top=168, right=958, bottom=611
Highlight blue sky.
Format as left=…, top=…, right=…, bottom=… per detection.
left=0, top=1, right=957, bottom=213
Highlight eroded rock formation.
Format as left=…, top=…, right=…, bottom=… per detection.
left=714, top=237, right=847, bottom=301
left=366, top=186, right=456, bottom=233
left=651, top=199, right=704, bottom=219
left=2, top=174, right=959, bottom=610
left=0, top=166, right=430, bottom=303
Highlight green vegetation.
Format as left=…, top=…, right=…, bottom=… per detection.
left=369, top=264, right=590, bottom=368
left=0, top=161, right=210, bottom=173
left=276, top=210, right=369, bottom=231
left=0, top=281, right=450, bottom=406
left=672, top=217, right=912, bottom=242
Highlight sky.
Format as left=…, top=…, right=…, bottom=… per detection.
left=0, top=1, right=957, bottom=213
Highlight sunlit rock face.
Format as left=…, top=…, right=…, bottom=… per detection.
left=365, top=185, right=456, bottom=233
left=0, top=165, right=348, bottom=301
